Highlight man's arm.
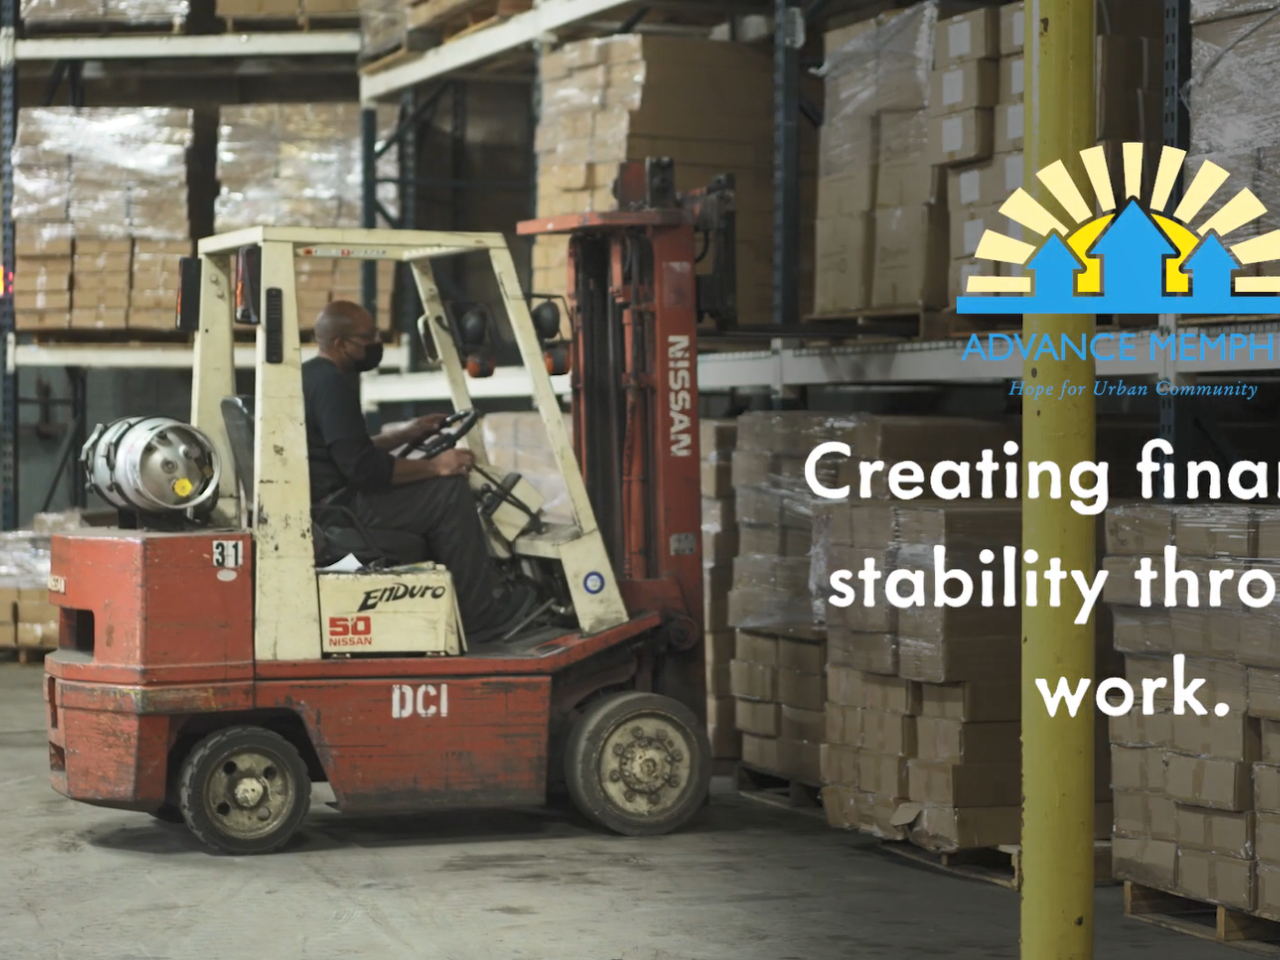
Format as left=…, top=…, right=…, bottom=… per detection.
left=371, top=414, right=448, bottom=452
left=390, top=449, right=473, bottom=485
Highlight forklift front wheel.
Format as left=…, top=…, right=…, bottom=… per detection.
left=178, top=726, right=312, bottom=855
left=564, top=691, right=711, bottom=837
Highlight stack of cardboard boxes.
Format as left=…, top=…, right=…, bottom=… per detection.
left=130, top=240, right=193, bottom=331
left=702, top=419, right=741, bottom=766
left=477, top=411, right=574, bottom=524
left=16, top=587, right=59, bottom=652
left=814, top=4, right=949, bottom=317
left=13, top=107, right=195, bottom=333
left=941, top=3, right=1026, bottom=301
left=216, top=104, right=398, bottom=329
left=1186, top=1, right=1280, bottom=273
left=725, top=411, right=843, bottom=782
left=1104, top=503, right=1280, bottom=915
left=532, top=34, right=816, bottom=326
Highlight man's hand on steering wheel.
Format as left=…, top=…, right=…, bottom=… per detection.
left=398, top=414, right=449, bottom=446
left=397, top=408, right=481, bottom=460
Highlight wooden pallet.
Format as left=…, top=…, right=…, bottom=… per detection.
left=358, top=32, right=433, bottom=72
left=23, top=18, right=185, bottom=36
left=1125, top=882, right=1280, bottom=957
left=881, top=840, right=1113, bottom=892
left=220, top=14, right=360, bottom=32
left=406, top=0, right=533, bottom=39
left=805, top=309, right=968, bottom=342
left=735, top=763, right=825, bottom=821
left=0, top=647, right=53, bottom=665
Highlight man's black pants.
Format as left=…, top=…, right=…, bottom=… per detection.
left=350, top=476, right=501, bottom=630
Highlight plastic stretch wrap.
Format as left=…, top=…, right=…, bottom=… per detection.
left=0, top=532, right=51, bottom=589
left=1189, top=9, right=1280, bottom=156
left=359, top=0, right=405, bottom=57
left=216, top=104, right=399, bottom=232
left=21, top=0, right=187, bottom=22
left=819, top=2, right=941, bottom=177
left=15, top=108, right=192, bottom=239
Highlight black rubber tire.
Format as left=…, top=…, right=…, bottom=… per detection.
left=150, top=803, right=185, bottom=824
left=178, top=726, right=311, bottom=855
left=564, top=691, right=710, bottom=837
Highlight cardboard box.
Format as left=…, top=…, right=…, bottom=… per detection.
left=781, top=705, right=825, bottom=742
left=16, top=621, right=58, bottom=648
left=1258, top=862, right=1280, bottom=921
left=1172, top=712, right=1261, bottom=763
left=839, top=669, right=921, bottom=714
left=948, top=152, right=1023, bottom=210
left=778, top=669, right=824, bottom=711
left=921, top=678, right=1020, bottom=723
left=818, top=170, right=875, bottom=218
left=814, top=213, right=874, bottom=315
left=1259, top=811, right=1280, bottom=864
left=1112, top=608, right=1175, bottom=655
left=778, top=636, right=826, bottom=674
left=860, top=709, right=918, bottom=757
left=821, top=783, right=859, bottom=829
left=700, top=418, right=736, bottom=456
left=916, top=718, right=1019, bottom=765
left=1113, top=790, right=1178, bottom=842
left=994, top=102, right=1024, bottom=153
left=999, top=54, right=1024, bottom=103
left=704, top=566, right=732, bottom=630
left=708, top=697, right=741, bottom=758
left=701, top=459, right=732, bottom=498
left=950, top=256, right=1000, bottom=301
left=834, top=629, right=898, bottom=676
left=936, top=7, right=1000, bottom=65
left=1164, top=753, right=1252, bottom=811
left=1000, top=2, right=1024, bottom=54
left=1113, top=837, right=1177, bottom=890
left=1264, top=719, right=1280, bottom=763
left=929, top=109, right=995, bottom=166
left=897, top=634, right=1021, bottom=684
left=869, top=204, right=949, bottom=308
left=729, top=659, right=777, bottom=701
left=826, top=703, right=862, bottom=747
left=1257, top=763, right=1280, bottom=812
left=17, top=599, right=58, bottom=624
left=1175, top=505, right=1256, bottom=558
left=1112, top=745, right=1168, bottom=793
left=950, top=202, right=1024, bottom=259
left=735, top=630, right=779, bottom=666
left=876, top=163, right=941, bottom=209
left=858, top=751, right=910, bottom=798
left=1177, top=806, right=1255, bottom=859
left=739, top=523, right=811, bottom=558
left=908, top=760, right=1021, bottom=807
left=1107, top=504, right=1176, bottom=555
left=735, top=698, right=781, bottom=736
left=1110, top=707, right=1175, bottom=748
left=820, top=742, right=859, bottom=785
left=907, top=803, right=1021, bottom=852
left=929, top=60, right=1000, bottom=117
left=1177, top=849, right=1255, bottom=911
left=1250, top=668, right=1280, bottom=721
left=742, top=733, right=779, bottom=773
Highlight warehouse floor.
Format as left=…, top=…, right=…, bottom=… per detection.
left=0, top=667, right=1237, bottom=960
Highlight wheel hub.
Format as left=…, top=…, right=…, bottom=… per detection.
left=205, top=749, right=293, bottom=840
left=600, top=716, right=690, bottom=815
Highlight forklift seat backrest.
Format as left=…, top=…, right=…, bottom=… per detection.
left=220, top=395, right=256, bottom=514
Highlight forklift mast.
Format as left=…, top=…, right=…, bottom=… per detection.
left=519, top=157, right=736, bottom=659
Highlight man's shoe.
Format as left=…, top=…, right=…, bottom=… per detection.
left=467, top=584, right=538, bottom=646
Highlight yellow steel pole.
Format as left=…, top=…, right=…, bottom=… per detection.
left=1021, top=1, right=1096, bottom=958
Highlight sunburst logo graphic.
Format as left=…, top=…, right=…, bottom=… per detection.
left=955, top=142, right=1280, bottom=315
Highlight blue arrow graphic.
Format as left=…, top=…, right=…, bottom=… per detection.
left=1087, top=200, right=1178, bottom=309
left=1182, top=232, right=1241, bottom=311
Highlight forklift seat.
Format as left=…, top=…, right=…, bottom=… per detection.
left=219, top=395, right=429, bottom=567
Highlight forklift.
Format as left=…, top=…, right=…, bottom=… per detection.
left=43, top=159, right=735, bottom=855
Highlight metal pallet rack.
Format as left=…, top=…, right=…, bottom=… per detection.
left=0, top=21, right=363, bottom=528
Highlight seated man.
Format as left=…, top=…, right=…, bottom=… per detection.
left=303, top=300, right=535, bottom=645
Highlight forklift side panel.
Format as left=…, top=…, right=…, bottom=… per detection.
left=49, top=531, right=254, bottom=685
left=49, top=708, right=170, bottom=811
left=257, top=677, right=552, bottom=812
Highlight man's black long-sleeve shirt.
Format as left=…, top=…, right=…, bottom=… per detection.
left=302, top=356, right=394, bottom=502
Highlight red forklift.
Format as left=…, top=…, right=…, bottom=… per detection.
left=43, top=159, right=736, bottom=854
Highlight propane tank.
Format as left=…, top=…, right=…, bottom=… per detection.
left=81, top=417, right=221, bottom=516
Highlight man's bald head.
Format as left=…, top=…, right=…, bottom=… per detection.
left=315, top=300, right=375, bottom=351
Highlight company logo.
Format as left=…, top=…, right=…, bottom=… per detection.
left=358, top=582, right=447, bottom=612
left=667, top=334, right=693, bottom=457
left=583, top=572, right=605, bottom=594
left=956, top=144, right=1280, bottom=316
left=391, top=683, right=449, bottom=719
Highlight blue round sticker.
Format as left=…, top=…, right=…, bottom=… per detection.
left=584, top=572, right=605, bottom=595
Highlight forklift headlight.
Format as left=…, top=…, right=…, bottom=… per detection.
left=234, top=245, right=262, bottom=325
left=531, top=300, right=561, bottom=342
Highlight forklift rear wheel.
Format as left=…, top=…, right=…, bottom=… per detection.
left=178, top=726, right=312, bottom=855
left=150, top=804, right=185, bottom=824
left=564, top=691, right=711, bottom=837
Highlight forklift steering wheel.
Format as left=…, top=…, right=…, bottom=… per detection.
left=405, top=408, right=480, bottom=460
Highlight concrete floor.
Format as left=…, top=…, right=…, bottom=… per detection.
left=0, top=666, right=1240, bottom=960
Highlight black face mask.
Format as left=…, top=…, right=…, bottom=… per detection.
left=352, top=340, right=384, bottom=373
